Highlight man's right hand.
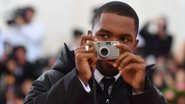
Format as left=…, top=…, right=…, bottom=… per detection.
left=75, top=35, right=97, bottom=85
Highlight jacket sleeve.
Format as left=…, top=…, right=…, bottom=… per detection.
left=129, top=65, right=168, bottom=104
left=24, top=69, right=92, bottom=104
left=129, top=78, right=168, bottom=104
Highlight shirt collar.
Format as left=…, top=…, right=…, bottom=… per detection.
left=94, top=69, right=120, bottom=84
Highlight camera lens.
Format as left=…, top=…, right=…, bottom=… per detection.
left=100, top=47, right=109, bottom=57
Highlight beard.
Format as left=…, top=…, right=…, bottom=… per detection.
left=96, top=60, right=119, bottom=77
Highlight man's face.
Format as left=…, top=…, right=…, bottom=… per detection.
left=26, top=10, right=34, bottom=23
left=92, top=13, right=138, bottom=76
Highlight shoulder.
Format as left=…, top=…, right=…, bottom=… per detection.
left=167, top=35, right=173, bottom=40
left=34, top=69, right=65, bottom=88
left=145, top=64, right=155, bottom=80
left=146, top=64, right=155, bottom=73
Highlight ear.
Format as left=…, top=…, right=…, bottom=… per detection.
left=133, top=39, right=139, bottom=52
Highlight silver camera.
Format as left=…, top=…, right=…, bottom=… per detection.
left=94, top=41, right=120, bottom=60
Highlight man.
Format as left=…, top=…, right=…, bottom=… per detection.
left=20, top=6, right=44, bottom=62
left=69, top=29, right=84, bottom=50
left=24, top=1, right=167, bottom=104
left=140, top=16, right=173, bottom=58
left=0, top=30, right=4, bottom=59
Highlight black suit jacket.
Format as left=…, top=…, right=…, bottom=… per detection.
left=24, top=44, right=167, bottom=104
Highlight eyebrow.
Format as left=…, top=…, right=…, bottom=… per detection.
left=97, top=28, right=112, bottom=34
left=97, top=28, right=132, bottom=37
left=120, top=34, right=132, bottom=37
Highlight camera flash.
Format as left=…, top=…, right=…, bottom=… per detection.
left=113, top=42, right=119, bottom=46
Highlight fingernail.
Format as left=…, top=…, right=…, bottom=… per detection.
left=118, top=67, right=121, bottom=70
left=117, top=42, right=120, bottom=46
left=113, top=63, right=117, bottom=67
left=119, top=71, right=122, bottom=74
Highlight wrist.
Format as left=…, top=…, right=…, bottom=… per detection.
left=132, top=89, right=144, bottom=95
left=78, top=74, right=89, bottom=85
left=132, top=87, right=144, bottom=93
left=132, top=82, right=145, bottom=93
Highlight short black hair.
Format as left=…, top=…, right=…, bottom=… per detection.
left=12, top=46, right=27, bottom=57
left=92, top=1, right=139, bottom=33
left=24, top=6, right=35, bottom=14
left=73, top=29, right=83, bottom=38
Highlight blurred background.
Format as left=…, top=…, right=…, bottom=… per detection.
left=0, top=0, right=185, bottom=104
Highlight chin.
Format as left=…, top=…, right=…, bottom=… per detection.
left=97, top=60, right=118, bottom=76
left=104, top=60, right=115, bottom=65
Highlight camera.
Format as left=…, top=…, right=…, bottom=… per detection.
left=94, top=41, right=120, bottom=60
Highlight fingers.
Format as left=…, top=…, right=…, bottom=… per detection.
left=80, top=35, right=95, bottom=45
left=75, top=50, right=97, bottom=71
left=75, top=45, right=96, bottom=59
left=114, top=52, right=129, bottom=67
left=118, top=54, right=144, bottom=70
left=113, top=43, right=133, bottom=67
left=116, top=43, right=132, bottom=53
left=119, top=61, right=146, bottom=92
left=114, top=52, right=144, bottom=70
left=76, top=46, right=96, bottom=55
left=76, top=42, right=96, bottom=54
left=75, top=41, right=97, bottom=70
left=119, top=63, right=145, bottom=75
left=75, top=52, right=95, bottom=61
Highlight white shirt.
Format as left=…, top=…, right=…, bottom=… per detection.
left=79, top=69, right=144, bottom=95
left=0, top=31, right=4, bottom=58
left=20, top=21, right=44, bottom=62
left=6, top=21, right=44, bottom=62
left=79, top=69, right=120, bottom=93
left=94, top=69, right=120, bottom=84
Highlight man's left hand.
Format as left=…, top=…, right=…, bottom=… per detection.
left=114, top=43, right=146, bottom=93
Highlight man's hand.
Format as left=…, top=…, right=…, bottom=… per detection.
left=75, top=35, right=97, bottom=85
left=114, top=43, right=146, bottom=92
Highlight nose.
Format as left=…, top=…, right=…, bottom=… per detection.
left=111, top=37, right=118, bottom=41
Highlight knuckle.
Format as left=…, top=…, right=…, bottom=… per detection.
left=131, top=53, right=135, bottom=57
left=125, top=51, right=130, bottom=55
left=115, top=60, right=119, bottom=64
left=74, top=51, right=78, bottom=55
left=130, top=63, right=135, bottom=68
left=81, top=35, right=86, bottom=38
left=126, top=52, right=132, bottom=57
left=120, top=60, right=125, bottom=64
left=138, top=56, right=143, bottom=59
left=75, top=53, right=80, bottom=58
left=142, top=64, right=146, bottom=69
left=141, top=59, right=145, bottom=63
left=137, top=56, right=145, bottom=63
